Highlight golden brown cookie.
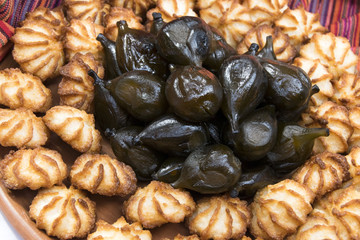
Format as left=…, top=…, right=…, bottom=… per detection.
left=12, top=15, right=65, bottom=81
left=29, top=185, right=96, bottom=239
left=299, top=32, right=359, bottom=79
left=162, top=234, right=200, bottom=240
left=64, top=0, right=110, bottom=25
left=345, top=146, right=360, bottom=178
left=105, top=7, right=144, bottom=42
left=0, top=68, right=52, bottom=112
left=43, top=106, right=101, bottom=153
left=199, top=0, right=253, bottom=48
left=243, top=0, right=288, bottom=25
left=70, top=153, right=137, bottom=196
left=111, top=0, right=156, bottom=18
left=187, top=195, right=250, bottom=240
left=332, top=73, right=360, bottom=109
left=64, top=19, right=104, bottom=62
left=250, top=179, right=315, bottom=240
left=0, top=108, right=49, bottom=148
left=196, top=0, right=216, bottom=10
left=124, top=181, right=196, bottom=228
left=146, top=0, right=197, bottom=23
left=348, top=107, right=360, bottom=149
left=0, top=147, right=67, bottom=190
left=291, top=177, right=360, bottom=240
left=58, top=53, right=104, bottom=112
left=288, top=205, right=342, bottom=240
left=301, top=101, right=353, bottom=154
left=237, top=24, right=296, bottom=63
left=88, top=216, right=152, bottom=240
left=292, top=151, right=350, bottom=199
left=275, top=7, right=326, bottom=48
left=21, top=6, right=67, bottom=36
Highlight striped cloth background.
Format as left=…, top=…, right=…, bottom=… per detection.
left=0, top=0, right=359, bottom=64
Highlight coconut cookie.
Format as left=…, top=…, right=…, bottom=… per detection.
left=0, top=108, right=49, bottom=148
left=58, top=53, right=104, bottom=112
left=88, top=216, right=152, bottom=240
left=12, top=8, right=65, bottom=81
left=0, top=68, right=52, bottom=112
left=43, top=106, right=101, bottom=153
left=70, top=153, right=137, bottom=196
left=124, top=181, right=196, bottom=228
left=64, top=19, right=104, bottom=62
left=0, top=148, right=67, bottom=190
left=29, top=185, right=96, bottom=239
left=187, top=194, right=250, bottom=240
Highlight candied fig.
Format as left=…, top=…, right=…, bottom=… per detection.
left=156, top=16, right=212, bottom=67
left=88, top=70, right=130, bottom=131
left=171, top=144, right=242, bottom=194
left=165, top=65, right=223, bottom=122
left=259, top=36, right=316, bottom=121
left=137, top=114, right=209, bottom=157
left=256, top=35, right=276, bottom=60
left=220, top=54, right=268, bottom=133
left=106, top=70, right=167, bottom=122
left=203, top=28, right=237, bottom=73
left=96, top=33, right=122, bottom=79
left=106, top=127, right=162, bottom=180
left=116, top=20, right=167, bottom=78
left=150, top=12, right=165, bottom=35
left=225, top=105, right=277, bottom=162
left=152, top=157, right=185, bottom=183
left=266, top=123, right=329, bottom=176
left=230, top=165, right=279, bottom=198
left=203, top=113, right=227, bottom=144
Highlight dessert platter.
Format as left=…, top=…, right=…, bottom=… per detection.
left=0, top=0, right=359, bottom=239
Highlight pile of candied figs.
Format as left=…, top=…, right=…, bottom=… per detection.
left=89, top=14, right=329, bottom=198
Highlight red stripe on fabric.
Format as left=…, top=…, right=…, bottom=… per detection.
left=0, top=20, right=14, bottom=47
left=355, top=13, right=360, bottom=47
left=0, top=0, right=13, bottom=22
left=333, top=0, right=343, bottom=25
left=0, top=20, right=14, bottom=37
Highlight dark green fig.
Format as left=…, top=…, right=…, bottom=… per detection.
left=171, top=144, right=242, bottom=194
left=105, top=127, right=163, bottom=180
left=165, top=65, right=223, bottom=122
left=106, top=70, right=167, bottom=122
left=137, top=114, right=209, bottom=157
left=256, top=35, right=276, bottom=60
left=152, top=157, right=184, bottom=183
left=220, top=54, right=268, bottom=133
left=156, top=16, right=212, bottom=67
left=225, top=105, right=278, bottom=162
left=279, top=85, right=320, bottom=122
left=96, top=33, right=122, bottom=79
left=259, top=37, right=315, bottom=121
left=203, top=113, right=227, bottom=144
left=266, top=123, right=329, bottom=175
left=88, top=70, right=130, bottom=131
left=245, top=43, right=259, bottom=56
left=203, top=28, right=237, bottom=73
left=116, top=20, right=167, bottom=78
left=150, top=12, right=165, bottom=35
left=262, top=59, right=314, bottom=120
left=230, top=165, right=279, bottom=198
